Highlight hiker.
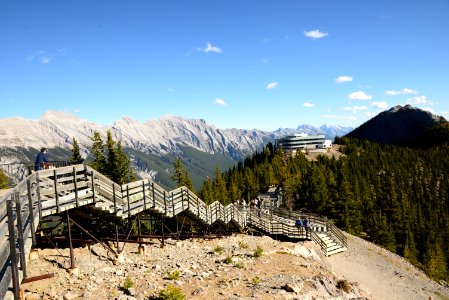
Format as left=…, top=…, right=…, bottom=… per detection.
left=34, top=148, right=49, bottom=171
left=295, top=219, right=303, bottom=227
left=303, top=217, right=310, bottom=240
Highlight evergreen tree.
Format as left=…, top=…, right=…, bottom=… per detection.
left=115, top=141, right=136, bottom=184
left=0, top=169, right=9, bottom=189
left=90, top=131, right=107, bottom=173
left=69, top=137, right=84, bottom=164
left=171, top=158, right=185, bottom=188
left=200, top=177, right=214, bottom=204
left=183, top=171, right=194, bottom=192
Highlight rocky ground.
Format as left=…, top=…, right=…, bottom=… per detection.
left=23, top=232, right=449, bottom=300
left=24, top=234, right=371, bottom=300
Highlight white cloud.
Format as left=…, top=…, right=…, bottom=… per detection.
left=371, top=101, right=388, bottom=109
left=214, top=98, right=226, bottom=106
left=441, top=111, right=448, bottom=116
left=41, top=56, right=53, bottom=64
left=266, top=82, right=278, bottom=90
left=304, top=29, right=328, bottom=39
left=384, top=88, right=418, bottom=95
left=347, top=91, right=372, bottom=101
left=303, top=102, right=314, bottom=107
left=421, top=107, right=435, bottom=113
left=407, top=95, right=429, bottom=105
left=341, top=106, right=368, bottom=113
left=335, top=75, right=353, bottom=83
left=198, top=42, right=222, bottom=54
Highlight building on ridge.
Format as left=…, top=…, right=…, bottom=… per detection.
left=275, top=133, right=332, bottom=155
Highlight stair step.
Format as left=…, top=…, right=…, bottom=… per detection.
left=326, top=247, right=347, bottom=256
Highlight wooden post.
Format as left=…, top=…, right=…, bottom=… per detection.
left=15, top=193, right=27, bottom=281
left=142, top=181, right=147, bottom=210
left=35, top=172, right=42, bottom=223
left=91, top=171, right=96, bottom=204
left=7, top=199, right=20, bottom=299
left=113, top=183, right=117, bottom=213
left=53, top=170, right=60, bottom=213
left=67, top=211, right=75, bottom=269
left=73, top=167, right=79, bottom=207
left=152, top=182, right=155, bottom=208
left=163, top=191, right=167, bottom=214
left=171, top=192, right=175, bottom=216
left=127, top=186, right=131, bottom=217
left=26, top=179, right=36, bottom=245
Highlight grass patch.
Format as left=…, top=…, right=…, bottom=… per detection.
left=253, top=246, right=264, bottom=258
left=238, top=240, right=248, bottom=249
left=336, top=279, right=352, bottom=293
left=213, top=245, right=225, bottom=254
left=234, top=262, right=244, bottom=269
left=223, top=256, right=233, bottom=264
left=123, top=276, right=134, bottom=290
left=168, top=270, right=181, bottom=280
left=251, top=276, right=261, bottom=285
left=158, top=284, right=186, bottom=300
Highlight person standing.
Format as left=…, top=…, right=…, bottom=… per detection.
left=34, top=148, right=49, bottom=171
left=303, top=217, right=310, bottom=240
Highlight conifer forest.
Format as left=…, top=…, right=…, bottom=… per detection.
left=200, top=139, right=449, bottom=282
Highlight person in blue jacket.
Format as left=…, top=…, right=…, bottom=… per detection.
left=34, top=148, right=49, bottom=171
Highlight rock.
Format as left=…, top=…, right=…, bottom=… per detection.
left=192, top=287, right=205, bottom=295
left=127, top=287, right=136, bottom=296
left=115, top=269, right=123, bottom=276
left=25, top=293, right=42, bottom=300
left=62, top=291, right=78, bottom=300
left=283, top=283, right=300, bottom=293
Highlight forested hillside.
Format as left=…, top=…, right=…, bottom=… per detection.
left=201, top=140, right=449, bottom=282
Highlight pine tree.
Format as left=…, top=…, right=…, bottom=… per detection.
left=183, top=171, right=194, bottom=192
left=115, top=141, right=136, bottom=184
left=70, top=137, right=84, bottom=164
left=200, top=177, right=214, bottom=204
left=0, top=169, right=9, bottom=189
left=90, top=131, right=107, bottom=173
left=171, top=158, right=185, bottom=188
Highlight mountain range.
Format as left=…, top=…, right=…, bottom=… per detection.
left=0, top=111, right=352, bottom=189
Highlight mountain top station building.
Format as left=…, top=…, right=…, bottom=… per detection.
left=275, top=133, right=332, bottom=152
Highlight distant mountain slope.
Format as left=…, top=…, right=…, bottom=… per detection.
left=345, top=105, right=447, bottom=146
left=0, top=111, right=352, bottom=188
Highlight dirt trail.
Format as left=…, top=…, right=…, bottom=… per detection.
left=326, top=233, right=449, bottom=300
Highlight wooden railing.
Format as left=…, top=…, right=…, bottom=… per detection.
left=0, top=163, right=345, bottom=299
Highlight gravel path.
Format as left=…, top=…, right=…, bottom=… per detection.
left=326, top=233, right=449, bottom=300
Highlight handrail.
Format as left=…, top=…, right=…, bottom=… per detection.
left=0, top=163, right=347, bottom=300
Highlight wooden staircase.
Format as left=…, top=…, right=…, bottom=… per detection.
left=0, top=163, right=347, bottom=299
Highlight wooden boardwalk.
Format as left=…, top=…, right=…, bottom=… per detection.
left=0, top=164, right=347, bottom=299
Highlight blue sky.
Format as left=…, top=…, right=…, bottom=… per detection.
left=1, top=0, right=448, bottom=131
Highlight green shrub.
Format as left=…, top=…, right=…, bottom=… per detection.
left=123, top=276, right=134, bottom=290
left=168, top=270, right=181, bottom=280
left=223, top=256, right=233, bottom=264
left=238, top=240, right=248, bottom=249
left=234, top=262, right=244, bottom=269
left=213, top=245, right=224, bottom=254
left=158, top=284, right=186, bottom=300
left=253, top=246, right=264, bottom=258
left=336, top=279, right=352, bottom=293
left=251, top=276, right=261, bottom=285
